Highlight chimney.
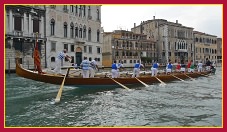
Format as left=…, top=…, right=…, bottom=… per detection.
left=153, top=16, right=155, bottom=20
left=176, top=20, right=178, bottom=24
left=134, top=23, right=136, bottom=27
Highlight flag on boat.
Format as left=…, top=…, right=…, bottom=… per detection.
left=34, top=36, right=42, bottom=74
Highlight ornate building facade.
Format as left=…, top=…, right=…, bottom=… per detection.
left=5, top=5, right=103, bottom=71
left=131, top=17, right=194, bottom=64
left=5, top=5, right=46, bottom=71
left=45, top=5, right=103, bottom=68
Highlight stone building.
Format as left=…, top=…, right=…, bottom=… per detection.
left=217, top=38, right=222, bottom=64
left=5, top=5, right=46, bottom=71
left=193, top=31, right=217, bottom=64
left=5, top=5, right=103, bottom=72
left=131, top=16, right=194, bottom=64
left=45, top=5, right=103, bottom=68
left=102, top=30, right=157, bottom=67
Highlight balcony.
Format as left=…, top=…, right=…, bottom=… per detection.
left=31, top=32, right=41, bottom=38
left=176, top=49, right=187, bottom=52
left=13, top=30, right=23, bottom=37
left=74, top=37, right=86, bottom=44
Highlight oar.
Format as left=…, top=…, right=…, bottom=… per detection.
left=184, top=73, right=195, bottom=81
left=55, top=68, right=70, bottom=103
left=155, top=76, right=166, bottom=85
left=197, top=73, right=212, bottom=78
left=171, top=74, right=184, bottom=81
left=135, top=77, right=149, bottom=87
left=108, top=77, right=130, bottom=90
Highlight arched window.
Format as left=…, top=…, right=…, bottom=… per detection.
left=83, top=5, right=86, bottom=16
left=75, top=5, right=78, bottom=14
left=79, top=25, right=82, bottom=38
left=64, top=22, right=67, bottom=37
left=97, top=9, right=100, bottom=20
left=51, top=57, right=55, bottom=62
left=97, top=29, right=100, bottom=42
left=70, top=22, right=74, bottom=38
left=75, top=24, right=78, bottom=38
left=88, top=6, right=91, bottom=17
left=83, top=25, right=86, bottom=38
left=88, top=27, right=91, bottom=41
left=50, top=19, right=55, bottom=36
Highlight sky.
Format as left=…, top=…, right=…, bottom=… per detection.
left=101, top=5, right=222, bottom=38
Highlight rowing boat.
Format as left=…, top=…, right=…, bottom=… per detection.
left=16, top=60, right=210, bottom=87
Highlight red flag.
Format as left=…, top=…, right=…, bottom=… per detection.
left=34, top=39, right=42, bottom=74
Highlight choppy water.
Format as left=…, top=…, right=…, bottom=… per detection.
left=5, top=68, right=222, bottom=127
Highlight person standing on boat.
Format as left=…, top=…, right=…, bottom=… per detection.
left=151, top=61, right=159, bottom=76
left=89, top=58, right=99, bottom=78
left=197, top=61, right=203, bottom=72
left=190, top=61, right=195, bottom=73
left=205, top=58, right=212, bottom=71
left=80, top=56, right=90, bottom=78
left=53, top=49, right=71, bottom=75
left=117, top=60, right=124, bottom=78
left=166, top=61, right=173, bottom=74
left=187, top=60, right=192, bottom=72
left=111, top=60, right=120, bottom=78
left=180, top=61, right=186, bottom=73
left=132, top=60, right=144, bottom=78
left=176, top=61, right=181, bottom=72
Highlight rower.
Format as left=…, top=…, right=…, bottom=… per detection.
left=166, top=61, right=173, bottom=75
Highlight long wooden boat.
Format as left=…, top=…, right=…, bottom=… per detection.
left=16, top=60, right=210, bottom=88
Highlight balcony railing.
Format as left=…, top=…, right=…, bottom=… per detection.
left=13, top=30, right=23, bottom=37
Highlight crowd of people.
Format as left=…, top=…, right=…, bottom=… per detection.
left=52, top=49, right=216, bottom=78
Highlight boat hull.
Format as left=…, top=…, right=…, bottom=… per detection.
left=16, top=60, right=210, bottom=87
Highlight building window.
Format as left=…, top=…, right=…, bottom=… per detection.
left=83, top=5, right=86, bottom=16
left=88, top=6, right=91, bottom=17
left=83, top=25, right=86, bottom=38
left=14, top=16, right=21, bottom=31
left=75, top=5, right=78, bottom=14
left=50, top=19, right=55, bottom=36
left=51, top=42, right=56, bottom=51
left=63, top=5, right=68, bottom=12
left=84, top=46, right=87, bottom=53
left=79, top=26, right=82, bottom=38
left=64, top=44, right=68, bottom=51
left=70, top=5, right=74, bottom=12
left=97, top=47, right=101, bottom=54
left=70, top=22, right=74, bottom=38
left=79, top=5, right=82, bottom=16
left=75, top=26, right=78, bottom=38
left=97, top=9, right=100, bottom=20
left=97, top=29, right=100, bottom=42
left=51, top=57, right=55, bottom=62
left=33, top=19, right=39, bottom=33
left=88, top=27, right=91, bottom=41
left=64, top=22, right=67, bottom=37
left=71, top=45, right=74, bottom=52
left=89, top=46, right=92, bottom=53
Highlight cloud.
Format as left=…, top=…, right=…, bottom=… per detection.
left=101, top=5, right=222, bottom=37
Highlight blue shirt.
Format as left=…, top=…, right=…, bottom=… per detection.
left=57, top=52, right=65, bottom=60
left=167, top=63, right=172, bottom=69
left=81, top=60, right=90, bottom=70
left=153, top=63, right=158, bottom=68
left=112, top=63, right=118, bottom=70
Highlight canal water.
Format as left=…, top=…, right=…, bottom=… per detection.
left=5, top=67, right=222, bottom=127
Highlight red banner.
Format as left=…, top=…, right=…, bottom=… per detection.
left=34, top=40, right=42, bottom=74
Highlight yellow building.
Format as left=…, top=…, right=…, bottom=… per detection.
left=194, top=31, right=217, bottom=64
